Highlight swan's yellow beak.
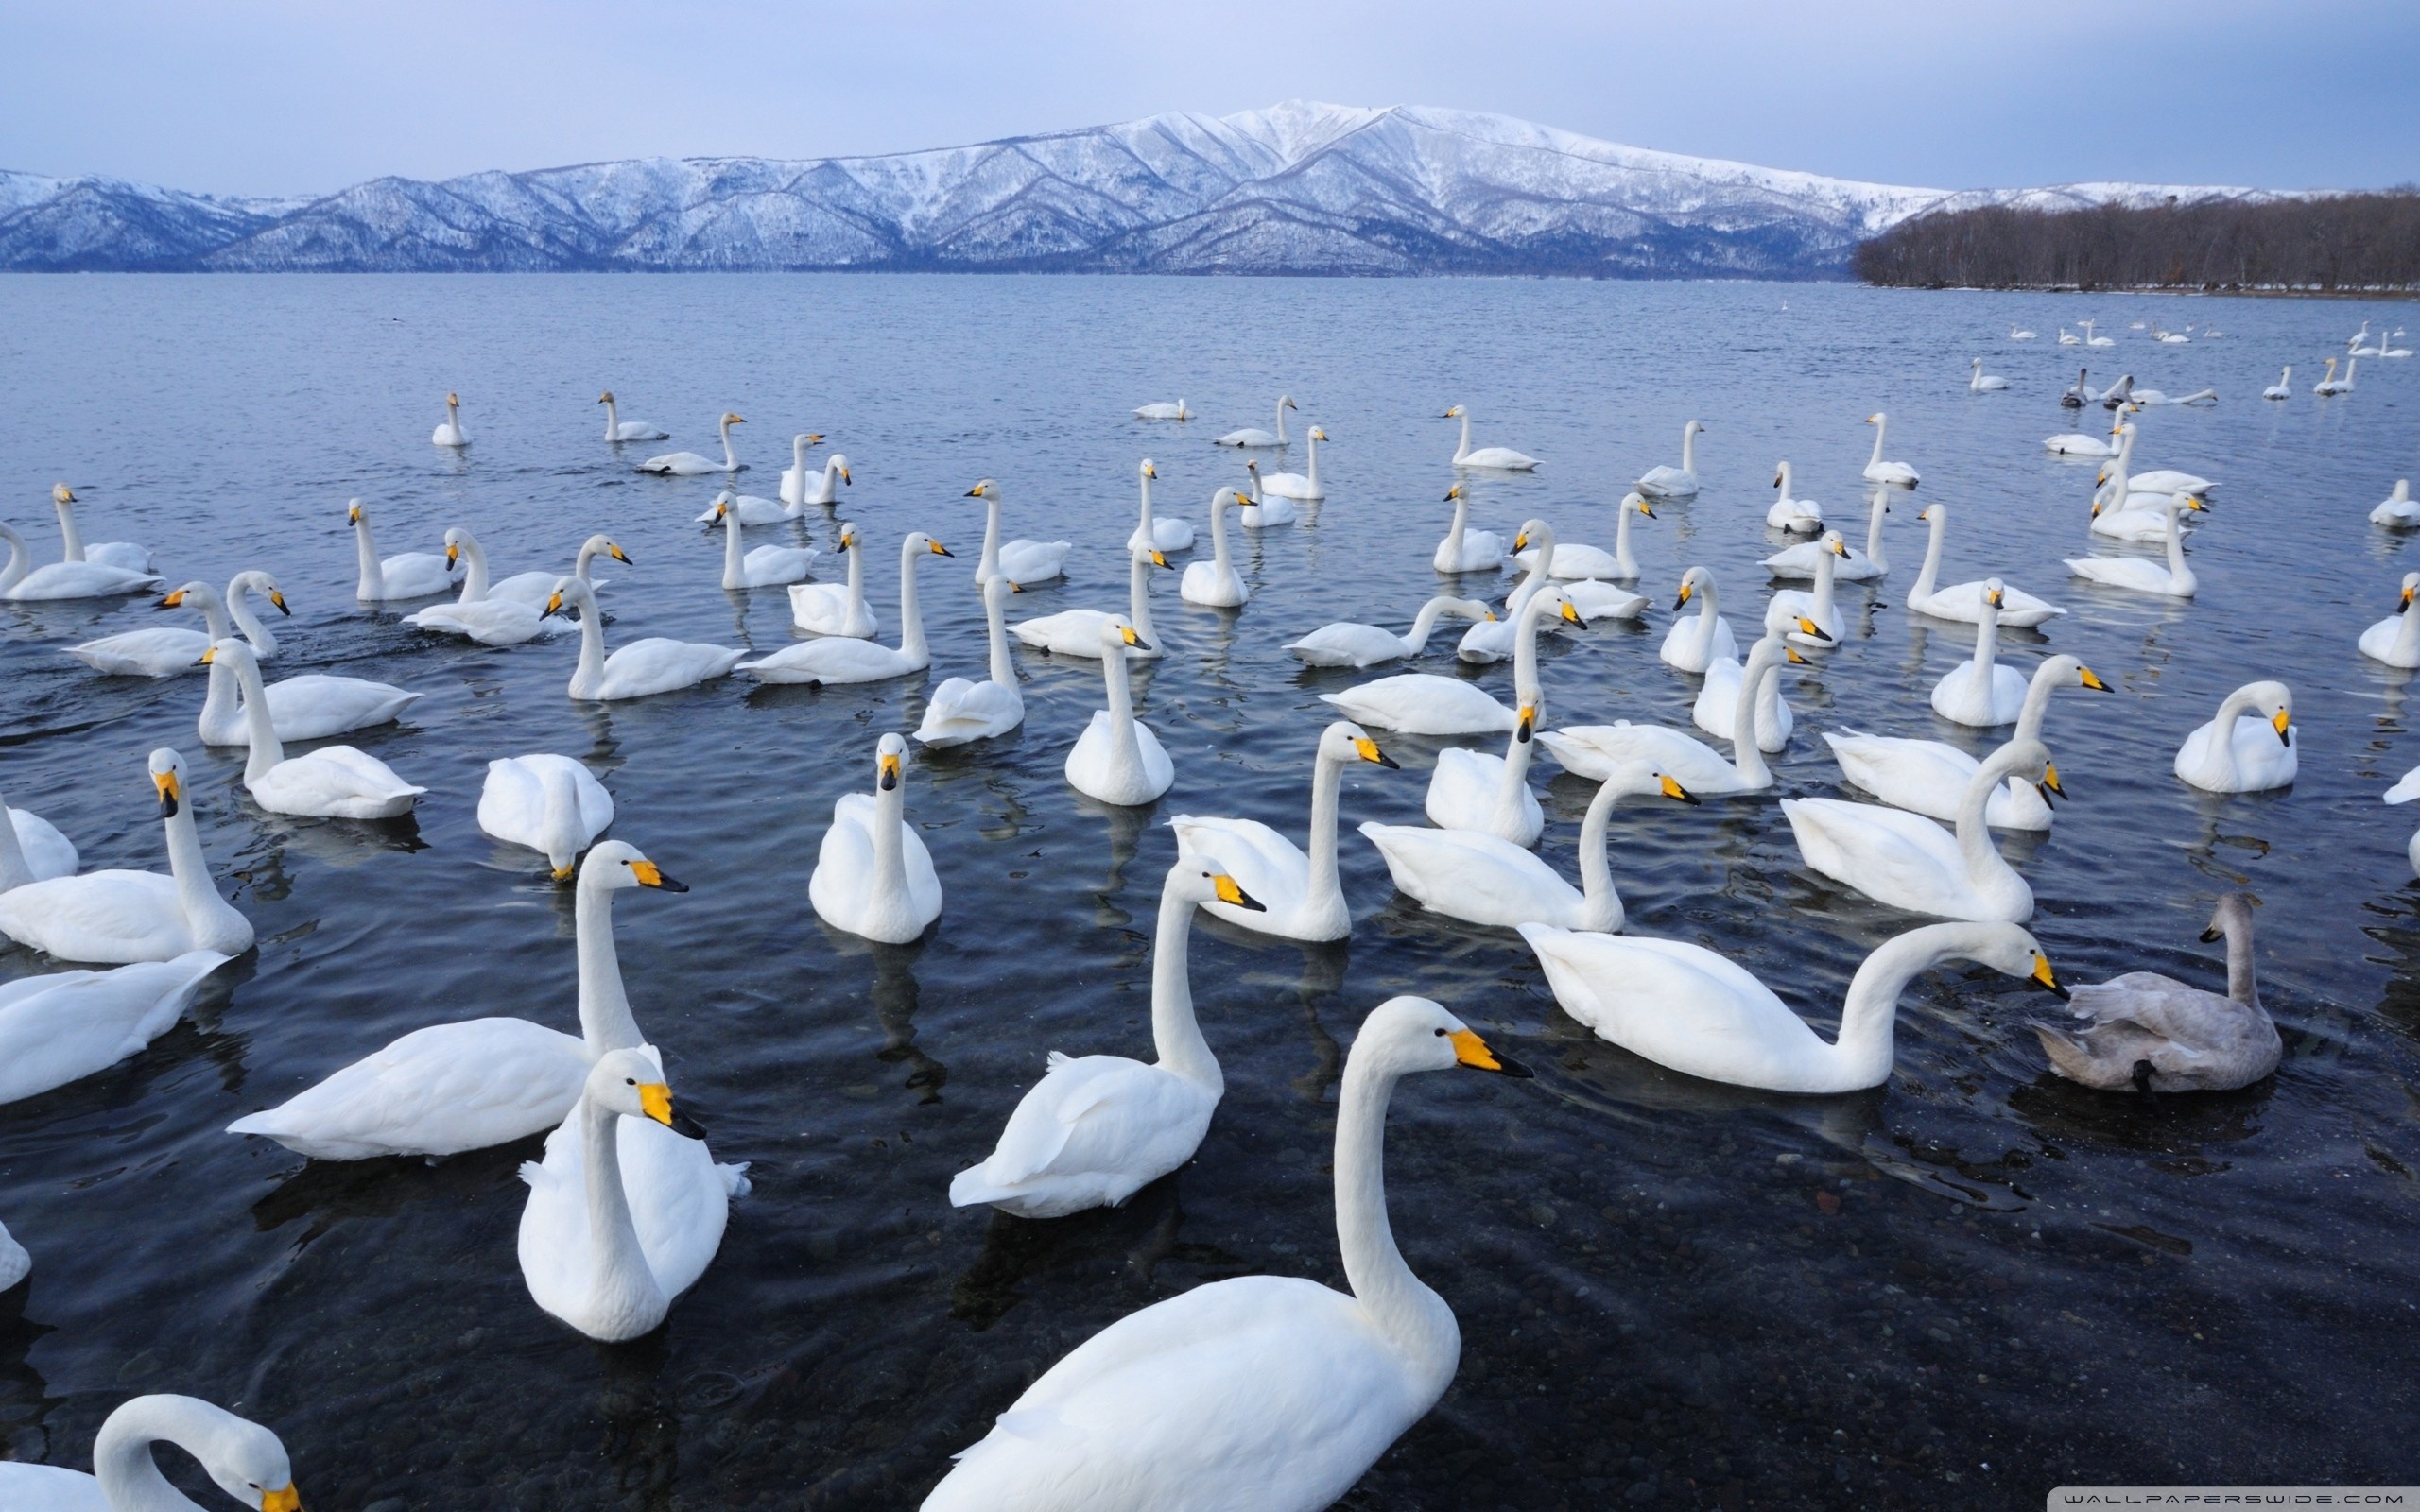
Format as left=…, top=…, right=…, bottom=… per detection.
left=1512, top=531, right=1530, bottom=551
left=543, top=592, right=564, bottom=618
left=727, top=413, right=746, bottom=424
left=1009, top=580, right=1026, bottom=594
left=348, top=504, right=361, bottom=523
left=879, top=752, right=902, bottom=790
left=1119, top=625, right=1148, bottom=648
left=1443, top=484, right=1462, bottom=502
left=597, top=391, right=612, bottom=404
left=1481, top=609, right=1497, bottom=622
left=445, top=542, right=459, bottom=567
left=1211, top=873, right=1265, bottom=911
left=154, top=769, right=181, bottom=818
left=1986, top=587, right=2004, bottom=608
left=2040, top=763, right=2065, bottom=798
left=839, top=531, right=857, bottom=549
left=1638, top=501, right=1656, bottom=519
left=1673, top=582, right=1694, bottom=610
left=1659, top=774, right=1699, bottom=805
left=1830, top=538, right=1848, bottom=557
left=161, top=588, right=187, bottom=608
left=1449, top=1028, right=1533, bottom=1077
left=2402, top=584, right=2415, bottom=612
left=446, top=392, right=458, bottom=405
left=199, top=646, right=216, bottom=665
left=627, top=858, right=687, bottom=892
left=1353, top=736, right=1399, bottom=769
left=2272, top=710, right=2292, bottom=744
left=552, top=864, right=575, bottom=882
left=639, top=1083, right=677, bottom=1125
left=964, top=483, right=987, bottom=497
left=1143, top=461, right=1157, bottom=478
left=1150, top=550, right=1168, bottom=568
left=54, top=484, right=76, bottom=504
left=1794, top=616, right=1832, bottom=642
left=1786, top=645, right=1807, bottom=664
left=2079, top=666, right=2110, bottom=691
left=268, top=590, right=289, bottom=613
left=261, top=1485, right=301, bottom=1512
left=1516, top=704, right=1536, bottom=742
left=839, top=467, right=853, bottom=485
left=2031, top=953, right=2067, bottom=1000
left=928, top=540, right=953, bottom=557
left=1559, top=600, right=1581, bottom=625
left=1312, top=428, right=1327, bottom=441
left=609, top=542, right=631, bottom=563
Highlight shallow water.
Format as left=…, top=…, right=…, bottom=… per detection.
left=1, top=274, right=2417, bottom=1509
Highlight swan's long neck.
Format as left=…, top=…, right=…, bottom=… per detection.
left=1101, top=642, right=1145, bottom=782
left=1443, top=491, right=1469, bottom=556
left=603, top=397, right=620, bottom=440
left=580, top=1098, right=666, bottom=1330
left=984, top=584, right=1014, bottom=689
left=1835, top=925, right=1998, bottom=1084
left=1868, top=420, right=1887, bottom=468
left=457, top=538, right=491, bottom=603
left=2198, top=691, right=2257, bottom=787
left=575, top=881, right=643, bottom=1053
left=793, top=433, right=810, bottom=472
left=720, top=504, right=747, bottom=589
left=572, top=589, right=608, bottom=695
left=1967, top=597, right=2001, bottom=682
left=873, top=763, right=908, bottom=902
left=55, top=498, right=87, bottom=562
left=978, top=496, right=1003, bottom=582
left=1729, top=644, right=1781, bottom=787
left=2163, top=504, right=2192, bottom=583
left=1495, top=720, right=1535, bottom=823
left=1954, top=743, right=2027, bottom=891
left=573, top=540, right=601, bottom=583
left=718, top=416, right=737, bottom=470
left=1305, top=431, right=1320, bottom=489
left=895, top=541, right=927, bottom=660
left=1453, top=410, right=1473, bottom=464
left=1574, top=780, right=1623, bottom=927
left=2394, top=596, right=2420, bottom=666
left=1505, top=541, right=1551, bottom=619
left=225, top=581, right=276, bottom=655
left=1136, top=472, right=1155, bottom=536
left=162, top=783, right=229, bottom=938
left=1126, top=553, right=1158, bottom=644
left=2217, top=914, right=2260, bottom=1007
left=0, top=792, right=32, bottom=891
left=1149, top=885, right=1219, bottom=1090
left=1811, top=543, right=1837, bottom=617
left=1512, top=591, right=1556, bottom=713
left=843, top=535, right=866, bottom=611
left=1689, top=579, right=1721, bottom=660
left=232, top=655, right=286, bottom=780
left=1306, top=750, right=1346, bottom=908
left=1864, top=494, right=1889, bottom=572
left=199, top=657, right=238, bottom=742
left=1402, top=598, right=1449, bottom=653
left=1333, top=1049, right=1458, bottom=1392
left=0, top=526, right=27, bottom=593
left=1275, top=400, right=1290, bottom=447
left=1210, top=496, right=1234, bottom=577
left=91, top=1399, right=222, bottom=1512
left=1680, top=422, right=1696, bottom=474
left=185, top=588, right=233, bottom=644
left=1910, top=510, right=1945, bottom=603
left=1615, top=504, right=1639, bottom=577
left=353, top=513, right=382, bottom=598
left=2013, top=666, right=2061, bottom=746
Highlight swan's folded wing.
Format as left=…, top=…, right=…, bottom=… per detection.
left=302, top=745, right=426, bottom=798
left=1425, top=747, right=1501, bottom=823
left=0, top=869, right=183, bottom=960
left=978, top=1055, right=1175, bottom=1186
left=1363, top=822, right=1566, bottom=919
left=1169, top=816, right=1307, bottom=902
left=229, top=1018, right=588, bottom=1158
left=1784, top=797, right=1961, bottom=894
left=1521, top=925, right=1802, bottom=1063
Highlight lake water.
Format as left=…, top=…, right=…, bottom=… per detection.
left=2, top=274, right=2417, bottom=1510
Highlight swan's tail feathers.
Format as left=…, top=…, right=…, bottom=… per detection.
left=2031, top=1020, right=2135, bottom=1090
left=224, top=1110, right=282, bottom=1138
left=948, top=1164, right=1013, bottom=1209
left=1046, top=1050, right=1074, bottom=1069
left=518, top=1159, right=545, bottom=1189
left=2386, top=768, right=2420, bottom=805
left=717, top=1160, right=752, bottom=1199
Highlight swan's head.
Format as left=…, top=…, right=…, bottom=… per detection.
left=1166, top=858, right=1264, bottom=914
left=51, top=483, right=75, bottom=507
left=148, top=747, right=186, bottom=819
left=441, top=527, right=477, bottom=566
left=1246, top=458, right=1260, bottom=475
left=836, top=523, right=858, bottom=551
left=2036, top=656, right=2112, bottom=695
left=586, top=1047, right=707, bottom=1139
left=2200, top=893, right=2256, bottom=945
left=1309, top=427, right=1327, bottom=442
left=346, top=499, right=366, bottom=525
left=1685, top=420, right=1704, bottom=437
left=1959, top=923, right=2066, bottom=1002
left=2170, top=493, right=2205, bottom=516
left=1982, top=579, right=2006, bottom=610
left=875, top=731, right=908, bottom=791
left=830, top=455, right=851, bottom=483
left=1603, top=766, right=1700, bottom=806
left=1865, top=413, right=1885, bottom=426
left=1772, top=462, right=1789, bottom=489
left=1972, top=358, right=1983, bottom=368
left=722, top=412, right=745, bottom=425
left=446, top=392, right=459, bottom=406
left=1140, top=459, right=1157, bottom=480
left=159, top=581, right=215, bottom=613
left=582, top=535, right=632, bottom=565
left=1789, top=616, right=1833, bottom=644
left=1210, top=487, right=1243, bottom=513
left=541, top=575, right=596, bottom=620
left=234, top=570, right=291, bottom=615
left=1098, top=615, right=1151, bottom=655
left=580, top=838, right=687, bottom=897
left=2231, top=681, right=2293, bottom=745
left=1280, top=395, right=1297, bottom=411
left=1512, top=519, right=1549, bottom=554
left=984, top=573, right=1015, bottom=607
left=1531, top=585, right=1582, bottom=629
left=795, top=431, right=822, bottom=447
left=907, top=532, right=952, bottom=559
left=1441, top=404, right=1465, bottom=419
left=964, top=479, right=999, bottom=500
left=2400, top=573, right=2418, bottom=614
left=1917, top=505, right=1940, bottom=524
left=1672, top=565, right=1713, bottom=610
left=198, top=638, right=263, bottom=679
left=1443, top=483, right=1466, bottom=503
left=1823, top=531, right=1848, bottom=558
left=123, top=1398, right=300, bottom=1512
left=597, top=390, right=614, bottom=404
left=1353, top=996, right=1533, bottom=1083
left=1319, top=720, right=1400, bottom=772
left=1626, top=493, right=1655, bottom=520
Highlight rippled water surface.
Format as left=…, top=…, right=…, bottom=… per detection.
left=2, top=275, right=2418, bottom=1509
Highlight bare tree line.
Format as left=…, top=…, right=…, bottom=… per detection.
left=1855, top=191, right=2420, bottom=291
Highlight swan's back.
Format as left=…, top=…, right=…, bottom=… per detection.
left=1318, top=675, right=1512, bottom=734
left=1519, top=925, right=1824, bottom=1084
left=0, top=1460, right=110, bottom=1511
left=0, top=868, right=191, bottom=964
left=1170, top=815, right=1306, bottom=904
left=0, top=951, right=227, bottom=1106
left=226, top=1017, right=589, bottom=1160
left=925, top=1275, right=1432, bottom=1512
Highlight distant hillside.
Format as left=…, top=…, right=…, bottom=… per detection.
left=0, top=102, right=2290, bottom=278
left=1856, top=191, right=2419, bottom=291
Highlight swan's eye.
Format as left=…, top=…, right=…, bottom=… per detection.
left=625, top=1077, right=637, bottom=1087
left=1433, top=1028, right=1448, bottom=1038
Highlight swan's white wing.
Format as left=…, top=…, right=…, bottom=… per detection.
left=1169, top=816, right=1309, bottom=906
left=600, top=638, right=744, bottom=696
left=1781, top=798, right=1972, bottom=915
left=740, top=637, right=915, bottom=684
left=959, top=1054, right=1213, bottom=1208
left=1538, top=723, right=1738, bottom=791
left=65, top=626, right=214, bottom=677
left=7, top=808, right=78, bottom=880
left=1319, top=674, right=1513, bottom=734
left=0, top=868, right=189, bottom=963
left=1011, top=608, right=1115, bottom=656
left=262, top=675, right=420, bottom=741
left=226, top=1018, right=589, bottom=1160
left=1288, top=623, right=1402, bottom=667
left=1519, top=924, right=1830, bottom=1087
left=1424, top=747, right=1504, bottom=831
left=520, top=1080, right=730, bottom=1303
left=0, top=951, right=228, bottom=1106
left=1360, top=821, right=1578, bottom=926
left=0, top=1462, right=111, bottom=1511
left=2386, top=765, right=2420, bottom=805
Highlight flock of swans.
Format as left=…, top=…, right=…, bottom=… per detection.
left=0, top=326, right=2400, bottom=1508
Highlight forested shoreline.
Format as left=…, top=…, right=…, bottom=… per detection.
left=1856, top=191, right=2420, bottom=292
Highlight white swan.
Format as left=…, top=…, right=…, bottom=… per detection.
left=1288, top=595, right=1492, bottom=668
left=2094, top=422, right=2217, bottom=505
left=1927, top=584, right=2028, bottom=728
left=46, top=485, right=152, bottom=573
left=1127, top=458, right=1194, bottom=552
left=1659, top=565, right=1739, bottom=673
left=1479, top=520, right=1642, bottom=639
left=0, top=749, right=253, bottom=964
left=1366, top=765, right=1697, bottom=933
left=2318, top=356, right=2359, bottom=396
left=2351, top=324, right=2383, bottom=357
left=2057, top=327, right=2081, bottom=346
left=478, top=754, right=614, bottom=879
left=2034, top=894, right=2281, bottom=1093
left=2387, top=335, right=2414, bottom=359
left=2043, top=423, right=2118, bottom=457
left=347, top=499, right=458, bottom=601
left=0, top=521, right=160, bottom=601
left=2386, top=765, right=2420, bottom=875
left=406, top=528, right=579, bottom=645
left=516, top=1047, right=726, bottom=1342
left=1636, top=420, right=1703, bottom=498
left=638, top=412, right=745, bottom=474
left=0, top=792, right=78, bottom=887
left=1824, top=656, right=2107, bottom=832
left=949, top=859, right=1257, bottom=1218
left=783, top=442, right=849, bottom=508
left=1767, top=461, right=1824, bottom=532
left=2083, top=319, right=2114, bottom=347
left=0, top=950, right=228, bottom=1107
left=810, top=733, right=942, bottom=943
left=1432, top=482, right=1510, bottom=574
left=2066, top=493, right=2203, bottom=597
left=69, top=573, right=284, bottom=678
left=1541, top=634, right=1799, bottom=797
left=1259, top=427, right=1327, bottom=500
left=1065, top=618, right=1172, bottom=804
left=1216, top=394, right=1294, bottom=448
left=1180, top=488, right=1250, bottom=608
left=490, top=533, right=628, bottom=609
left=2360, top=575, right=2420, bottom=666
left=1762, top=531, right=1850, bottom=645
left=1422, top=593, right=1577, bottom=844
left=1520, top=918, right=2061, bottom=1092
left=0, top=1394, right=301, bottom=1512
left=788, top=522, right=879, bottom=637
left=546, top=576, right=743, bottom=699
left=1767, top=490, right=1885, bottom=581
left=1507, top=516, right=1623, bottom=582
left=196, top=648, right=419, bottom=748
left=922, top=996, right=1529, bottom=1512
left=1133, top=398, right=1191, bottom=421
left=966, top=478, right=1070, bottom=585
left=714, top=494, right=819, bottom=589
left=203, top=642, right=424, bottom=819
left=0, top=1217, right=22, bottom=1290
left=2373, top=480, right=2420, bottom=528
left=1017, top=541, right=1167, bottom=660
left=697, top=487, right=793, bottom=526
left=226, top=840, right=685, bottom=1159
left=916, top=576, right=1026, bottom=748
left=1905, top=505, right=2065, bottom=626
left=1784, top=737, right=2054, bottom=921
left=2174, top=681, right=2295, bottom=793
left=1694, top=630, right=1809, bottom=751
left=432, top=391, right=469, bottom=447
left=2010, top=323, right=2038, bottom=340
left=1608, top=492, right=1656, bottom=580
left=1238, top=460, right=1297, bottom=527
left=1451, top=534, right=1554, bottom=662
left=1968, top=357, right=2010, bottom=392
left=2262, top=367, right=2292, bottom=399
left=1328, top=591, right=1575, bottom=736
left=1861, top=413, right=1920, bottom=487
left=598, top=390, right=668, bottom=442
left=1443, top=404, right=1539, bottom=470
left=1172, top=721, right=1400, bottom=942
left=741, top=533, right=947, bottom=684
left=2310, top=357, right=2340, bottom=394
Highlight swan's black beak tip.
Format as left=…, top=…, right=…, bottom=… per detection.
left=668, top=1108, right=709, bottom=1140
left=2199, top=926, right=2222, bottom=943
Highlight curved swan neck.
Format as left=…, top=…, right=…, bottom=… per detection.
left=92, top=1398, right=224, bottom=1512
left=1127, top=552, right=1156, bottom=641
left=161, top=792, right=228, bottom=950
left=1864, top=494, right=1890, bottom=571
left=223, top=580, right=275, bottom=655
left=0, top=525, right=27, bottom=593
left=2216, top=914, right=2259, bottom=1007
left=1495, top=718, right=1536, bottom=818
left=602, top=397, right=619, bottom=440
left=1868, top=417, right=1888, bottom=468
left=2198, top=691, right=2259, bottom=786
left=1403, top=597, right=1449, bottom=651
left=1910, top=509, right=1945, bottom=602
left=1306, top=748, right=1346, bottom=902
left=1512, top=589, right=1557, bottom=708
left=718, top=415, right=737, bottom=469
left=1136, top=471, right=1155, bottom=534
left=1689, top=578, right=1721, bottom=659
left=895, top=539, right=927, bottom=660
left=1614, top=501, right=1636, bottom=576
left=54, top=495, right=87, bottom=562
left=1275, top=399, right=1290, bottom=446
left=575, top=880, right=643, bottom=1052
left=1150, top=878, right=1219, bottom=1089
left=2163, top=502, right=2193, bottom=584
left=1955, top=743, right=2029, bottom=884
left=2013, top=669, right=2061, bottom=746
left=1305, top=430, right=1320, bottom=488
left=456, top=537, right=490, bottom=603
left=2394, top=595, right=2420, bottom=665
left=1453, top=410, right=1473, bottom=463
left=1575, top=779, right=1623, bottom=925
left=1968, top=596, right=2000, bottom=678
left=1811, top=541, right=1838, bottom=614
left=1443, top=490, right=1469, bottom=554
left=566, top=585, right=607, bottom=695
left=1731, top=644, right=1783, bottom=786
left=352, top=511, right=382, bottom=598
left=1836, top=925, right=1996, bottom=1083
left=229, top=654, right=285, bottom=779
left=580, top=1097, right=664, bottom=1329
left=1334, top=1048, right=1457, bottom=1388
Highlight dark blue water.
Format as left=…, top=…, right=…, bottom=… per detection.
left=1, top=275, right=2416, bottom=1509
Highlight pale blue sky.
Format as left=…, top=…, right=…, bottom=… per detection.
left=4, top=0, right=2412, bottom=197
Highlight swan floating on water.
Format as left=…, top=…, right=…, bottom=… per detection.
left=1767, top=461, right=1823, bottom=532
left=1133, top=398, right=1190, bottom=421
left=0, top=520, right=160, bottom=600
left=2034, top=894, right=2280, bottom=1093
left=479, top=755, right=614, bottom=880
left=714, top=494, right=819, bottom=589
left=1423, top=592, right=1578, bottom=844
left=546, top=576, right=743, bottom=699
left=2372, top=480, right=2420, bottom=529
left=1064, top=618, right=1171, bottom=804
left=1541, top=633, right=1799, bottom=798
left=1861, top=413, right=1919, bottom=487
left=1928, top=583, right=2029, bottom=728
left=1636, top=420, right=1703, bottom=498
left=1968, top=357, right=2010, bottom=392
left=0, top=1394, right=301, bottom=1512
left=203, top=642, right=424, bottom=819
left=2067, top=493, right=2203, bottom=598
left=1824, top=656, right=2107, bottom=832
left=2010, top=323, right=2038, bottom=340
left=2174, top=681, right=2295, bottom=793
left=1017, top=540, right=1167, bottom=659
left=598, top=390, right=667, bottom=441
left=1127, top=458, right=1193, bottom=553
left=406, top=527, right=580, bottom=644
left=46, top=484, right=153, bottom=573
left=2262, top=367, right=2292, bottom=399
left=788, top=522, right=878, bottom=637
left=783, top=445, right=849, bottom=508
left=967, top=478, right=1070, bottom=584
left=69, top=572, right=285, bottom=678
left=0, top=790, right=78, bottom=887
left=1334, top=592, right=1572, bottom=734
left=1432, top=482, right=1509, bottom=574
left=432, top=391, right=469, bottom=447
left=1904, top=505, right=2064, bottom=627
left=1694, top=629, right=1809, bottom=751
left=915, top=576, right=1026, bottom=748
left=1443, top=404, right=1539, bottom=471
left=1659, top=565, right=1738, bottom=673
left=1172, top=722, right=1401, bottom=942
left=0, top=949, right=230, bottom=1108
left=348, top=499, right=458, bottom=601
left=1180, top=488, right=1250, bottom=608
left=1259, top=427, right=1327, bottom=500
left=1784, top=738, right=2057, bottom=922
left=1761, top=531, right=1850, bottom=647
left=742, top=532, right=948, bottom=684
left=638, top=413, right=745, bottom=474
left=1216, top=394, right=1294, bottom=448
left=810, top=733, right=942, bottom=943
left=1238, top=460, right=1297, bottom=527
left=1288, top=594, right=1492, bottom=668
left=1768, top=491, right=1885, bottom=580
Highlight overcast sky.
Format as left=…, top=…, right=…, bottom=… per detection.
left=5, top=0, right=2412, bottom=197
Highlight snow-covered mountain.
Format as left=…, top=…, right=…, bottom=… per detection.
left=0, top=102, right=2279, bottom=277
